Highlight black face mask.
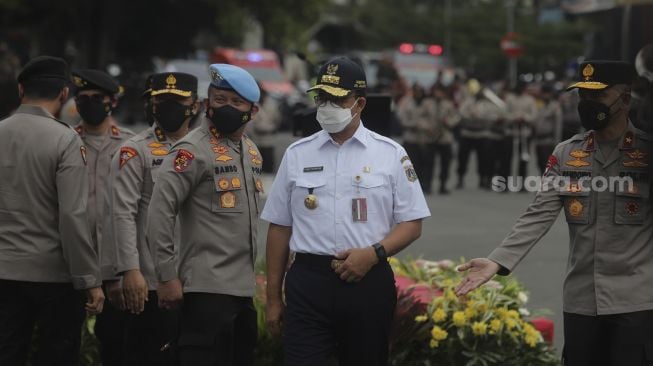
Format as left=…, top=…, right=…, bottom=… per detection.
left=207, top=105, right=251, bottom=134
left=154, top=100, right=193, bottom=133
left=144, top=100, right=155, bottom=126
left=77, top=98, right=111, bottom=126
left=577, top=94, right=622, bottom=131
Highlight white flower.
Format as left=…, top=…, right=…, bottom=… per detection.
left=518, top=291, right=529, bottom=304
left=485, top=280, right=504, bottom=290
left=519, top=308, right=531, bottom=317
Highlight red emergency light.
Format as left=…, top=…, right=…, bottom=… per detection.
left=399, top=43, right=414, bottom=54
left=428, top=45, right=443, bottom=56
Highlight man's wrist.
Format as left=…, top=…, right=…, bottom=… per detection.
left=372, top=242, right=387, bottom=262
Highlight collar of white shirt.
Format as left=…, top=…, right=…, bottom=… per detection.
left=316, top=120, right=370, bottom=149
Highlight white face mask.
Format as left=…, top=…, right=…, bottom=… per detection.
left=316, top=99, right=359, bottom=133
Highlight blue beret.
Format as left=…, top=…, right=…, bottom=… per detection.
left=208, top=63, right=260, bottom=103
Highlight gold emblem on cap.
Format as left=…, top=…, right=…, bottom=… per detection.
left=166, top=74, right=177, bottom=88
left=304, top=194, right=318, bottom=210
left=73, top=76, right=86, bottom=87
left=568, top=199, right=584, bottom=217
left=326, top=64, right=339, bottom=75
left=582, top=64, right=594, bottom=81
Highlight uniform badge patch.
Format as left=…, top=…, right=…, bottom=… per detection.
left=174, top=149, right=194, bottom=172
left=216, top=155, right=233, bottom=162
left=232, top=177, right=242, bottom=189
left=148, top=142, right=164, bottom=148
left=404, top=165, right=418, bottom=182
left=220, top=191, right=236, bottom=208
left=625, top=201, right=639, bottom=215
left=255, top=179, right=264, bottom=193
left=626, top=150, right=647, bottom=160
left=568, top=199, right=584, bottom=218
left=119, top=147, right=138, bottom=169
left=623, top=160, right=648, bottom=168
left=248, top=148, right=258, bottom=157
left=111, top=125, right=120, bottom=137
left=400, top=155, right=411, bottom=164
left=151, top=148, right=168, bottom=156
left=252, top=158, right=262, bottom=166
left=218, top=178, right=230, bottom=190
left=569, top=150, right=590, bottom=159
left=80, top=146, right=87, bottom=165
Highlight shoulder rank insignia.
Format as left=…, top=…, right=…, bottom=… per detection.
left=626, top=149, right=647, bottom=160
left=216, top=155, right=233, bottom=162
left=623, top=131, right=634, bottom=149
left=80, top=146, right=87, bottom=165
left=404, top=165, right=418, bottom=182
left=623, top=160, right=648, bottom=168
left=565, top=159, right=590, bottom=168
left=569, top=150, right=590, bottom=159
left=174, top=149, right=194, bottom=172
left=151, top=148, right=168, bottom=156
left=119, top=147, right=138, bottom=169
left=220, top=191, right=236, bottom=208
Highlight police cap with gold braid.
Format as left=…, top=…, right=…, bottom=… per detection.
left=566, top=61, right=636, bottom=91
left=150, top=72, right=198, bottom=98
left=72, top=69, right=120, bottom=95
left=307, top=56, right=367, bottom=97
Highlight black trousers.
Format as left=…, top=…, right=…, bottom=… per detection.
left=404, top=142, right=435, bottom=194
left=95, top=289, right=128, bottom=366
left=177, top=293, right=256, bottom=366
left=457, top=137, right=492, bottom=183
left=0, top=279, right=86, bottom=366
left=259, top=146, right=275, bottom=174
left=284, top=253, right=397, bottom=366
left=434, top=143, right=453, bottom=189
left=563, top=311, right=653, bottom=366
left=123, top=291, right=178, bottom=366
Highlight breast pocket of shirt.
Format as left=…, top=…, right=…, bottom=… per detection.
left=211, top=175, right=244, bottom=213
left=293, top=177, right=327, bottom=215
left=559, top=189, right=591, bottom=225
left=351, top=174, right=387, bottom=213
left=614, top=181, right=649, bottom=225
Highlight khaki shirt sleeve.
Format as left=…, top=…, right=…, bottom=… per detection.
left=110, top=141, right=144, bottom=274
left=488, top=146, right=565, bottom=275
left=146, top=143, right=204, bottom=283
left=57, top=133, right=101, bottom=289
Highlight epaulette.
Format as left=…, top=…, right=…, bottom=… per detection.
left=287, top=131, right=322, bottom=150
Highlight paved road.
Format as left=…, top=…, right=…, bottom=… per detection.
left=254, top=131, right=569, bottom=352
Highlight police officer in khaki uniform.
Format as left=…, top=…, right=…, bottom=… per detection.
left=107, top=72, right=198, bottom=365
left=456, top=61, right=653, bottom=366
left=147, top=64, right=262, bottom=366
left=0, top=56, right=104, bottom=366
left=71, top=68, right=135, bottom=366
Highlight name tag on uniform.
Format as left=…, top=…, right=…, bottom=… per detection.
left=303, top=166, right=324, bottom=173
left=352, top=198, right=367, bottom=222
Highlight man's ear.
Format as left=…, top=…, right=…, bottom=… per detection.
left=60, top=87, right=70, bottom=103
left=249, top=104, right=259, bottom=118
left=356, top=97, right=367, bottom=112
left=192, top=100, right=200, bottom=115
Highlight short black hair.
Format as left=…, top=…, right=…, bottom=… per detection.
left=21, top=79, right=66, bottom=100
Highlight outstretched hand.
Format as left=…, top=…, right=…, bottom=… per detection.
left=454, top=258, right=501, bottom=296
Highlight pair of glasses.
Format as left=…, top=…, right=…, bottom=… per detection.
left=313, top=95, right=350, bottom=108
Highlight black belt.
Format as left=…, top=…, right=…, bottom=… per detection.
left=293, top=252, right=337, bottom=270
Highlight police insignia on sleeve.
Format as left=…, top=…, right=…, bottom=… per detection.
left=404, top=165, right=418, bottom=182
left=119, top=147, right=138, bottom=169
left=544, top=155, right=557, bottom=176
left=174, top=149, right=194, bottom=172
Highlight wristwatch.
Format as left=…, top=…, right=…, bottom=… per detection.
left=372, top=243, right=387, bottom=261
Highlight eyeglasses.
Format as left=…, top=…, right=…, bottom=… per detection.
left=313, top=95, right=352, bottom=108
